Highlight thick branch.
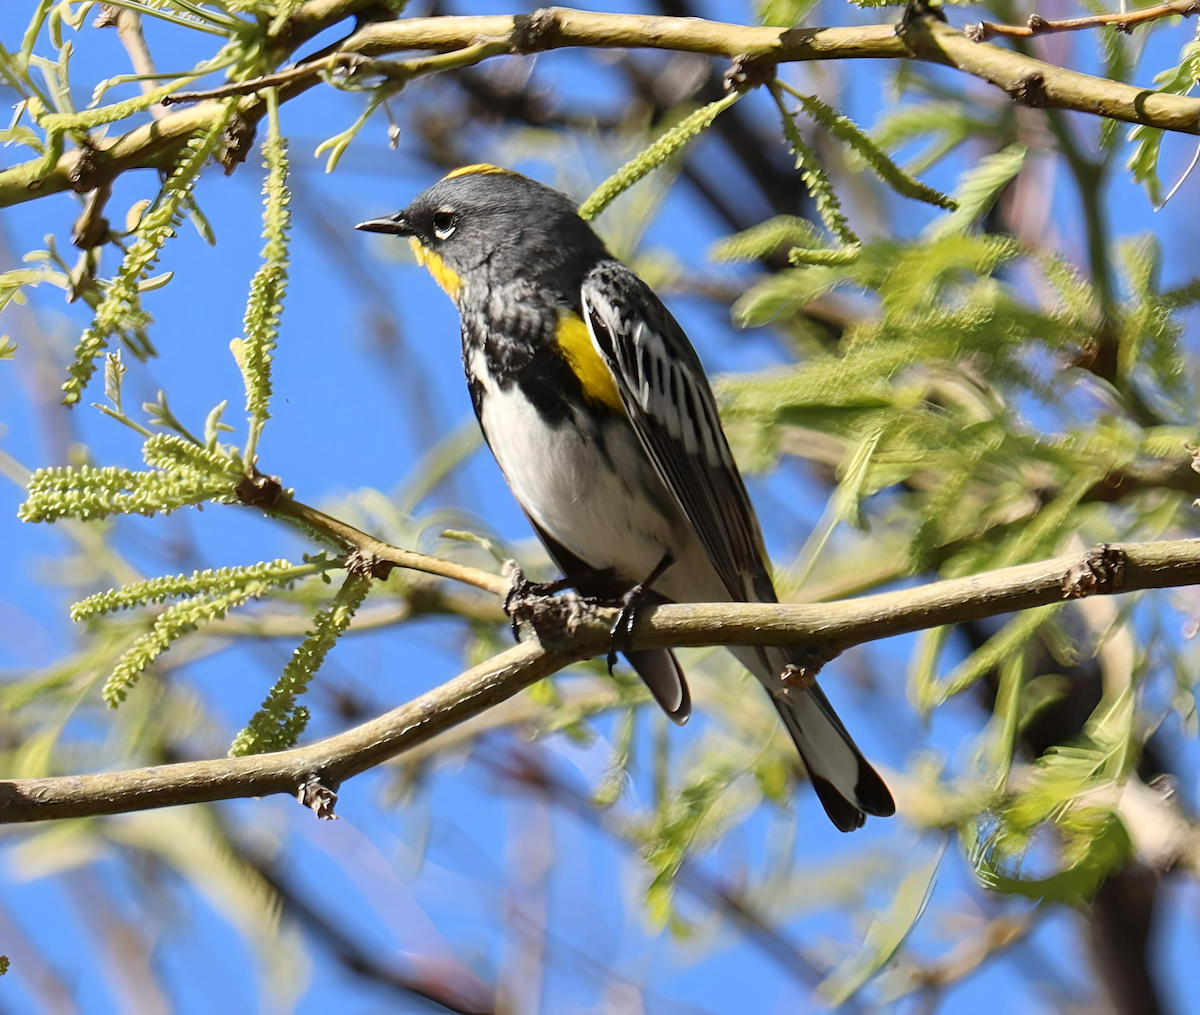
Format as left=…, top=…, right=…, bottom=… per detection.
left=5, top=9, right=1200, bottom=208
left=2, top=538, right=1199, bottom=824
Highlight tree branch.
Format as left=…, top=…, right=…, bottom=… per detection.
left=3, top=538, right=1199, bottom=824
left=5, top=9, right=1200, bottom=209
left=968, top=0, right=1200, bottom=41
left=263, top=490, right=510, bottom=596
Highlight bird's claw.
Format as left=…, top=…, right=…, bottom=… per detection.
left=606, top=584, right=646, bottom=674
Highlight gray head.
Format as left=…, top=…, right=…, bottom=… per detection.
left=356, top=165, right=610, bottom=298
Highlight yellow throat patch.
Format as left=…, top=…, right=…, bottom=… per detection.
left=409, top=236, right=461, bottom=298
left=556, top=313, right=623, bottom=412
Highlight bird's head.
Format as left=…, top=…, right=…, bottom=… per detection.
left=356, top=165, right=608, bottom=300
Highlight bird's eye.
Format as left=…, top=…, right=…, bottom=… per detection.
left=432, top=210, right=456, bottom=240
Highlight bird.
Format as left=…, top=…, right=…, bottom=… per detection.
left=357, top=165, right=894, bottom=831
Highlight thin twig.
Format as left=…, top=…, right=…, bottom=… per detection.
left=96, top=4, right=166, bottom=119
left=162, top=40, right=511, bottom=106
left=967, top=0, right=1200, bottom=41
left=161, top=57, right=337, bottom=105
left=2, top=538, right=1200, bottom=824
left=264, top=493, right=510, bottom=596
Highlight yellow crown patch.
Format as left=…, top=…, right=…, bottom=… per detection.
left=442, top=163, right=516, bottom=181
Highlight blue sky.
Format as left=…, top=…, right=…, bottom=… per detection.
left=3, top=0, right=1200, bottom=1011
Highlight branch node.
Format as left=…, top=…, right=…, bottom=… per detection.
left=512, top=8, right=561, bottom=54
left=219, top=114, right=257, bottom=176
left=1007, top=72, right=1048, bottom=108
left=345, top=547, right=393, bottom=581
left=235, top=469, right=285, bottom=510
left=774, top=648, right=839, bottom=696
left=724, top=54, right=774, bottom=94
left=93, top=4, right=122, bottom=30
left=1026, top=14, right=1049, bottom=30
left=502, top=560, right=593, bottom=644
left=71, top=182, right=112, bottom=250
left=297, top=773, right=338, bottom=819
left=68, top=143, right=104, bottom=194
left=1062, top=543, right=1128, bottom=599
left=964, top=22, right=989, bottom=42
left=777, top=663, right=815, bottom=693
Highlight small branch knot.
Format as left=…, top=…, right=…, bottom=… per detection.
left=502, top=560, right=592, bottom=644
left=297, top=774, right=338, bottom=819
left=1026, top=14, right=1049, bottom=30
left=512, top=8, right=561, bottom=54
left=219, top=114, right=257, bottom=175
left=964, top=22, right=988, bottom=41
left=93, top=4, right=122, bottom=29
left=235, top=469, right=284, bottom=510
left=1062, top=543, right=1128, bottom=599
left=345, top=548, right=393, bottom=581
left=67, top=143, right=103, bottom=194
left=774, top=647, right=839, bottom=697
left=777, top=663, right=816, bottom=693
left=723, top=54, right=774, bottom=94
left=1007, top=72, right=1048, bottom=107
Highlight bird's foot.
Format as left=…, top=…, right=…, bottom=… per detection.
left=606, top=583, right=648, bottom=675
left=605, top=552, right=675, bottom=674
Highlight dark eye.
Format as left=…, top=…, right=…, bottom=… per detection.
left=432, top=210, right=456, bottom=240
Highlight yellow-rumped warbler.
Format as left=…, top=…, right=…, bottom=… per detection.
left=358, top=165, right=894, bottom=831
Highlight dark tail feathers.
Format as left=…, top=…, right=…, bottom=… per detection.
left=773, top=683, right=894, bottom=832
left=625, top=648, right=690, bottom=724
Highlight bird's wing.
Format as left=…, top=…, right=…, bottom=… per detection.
left=581, top=260, right=768, bottom=603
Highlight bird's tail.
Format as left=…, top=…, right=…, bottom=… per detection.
left=732, top=645, right=895, bottom=832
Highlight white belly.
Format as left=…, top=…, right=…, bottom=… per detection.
left=478, top=378, right=681, bottom=583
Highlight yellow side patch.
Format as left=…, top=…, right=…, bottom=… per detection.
left=556, top=313, right=623, bottom=412
left=410, top=236, right=461, bottom=298
left=443, top=163, right=515, bottom=181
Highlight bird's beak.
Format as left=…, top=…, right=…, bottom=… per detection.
left=355, top=212, right=412, bottom=236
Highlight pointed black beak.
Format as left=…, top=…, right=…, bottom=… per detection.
left=355, top=212, right=411, bottom=236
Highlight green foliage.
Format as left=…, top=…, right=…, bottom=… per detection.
left=817, top=846, right=943, bottom=1006
left=579, top=91, right=742, bottom=221
left=593, top=708, right=637, bottom=807
left=60, top=99, right=238, bottom=405
left=769, top=82, right=858, bottom=246
left=925, top=144, right=1027, bottom=241
left=709, top=215, right=829, bottom=263
left=913, top=608, right=1063, bottom=714
left=777, top=82, right=956, bottom=210
left=229, top=572, right=371, bottom=755
left=234, top=90, right=291, bottom=465
left=18, top=461, right=236, bottom=523
left=869, top=99, right=994, bottom=175
left=314, top=92, right=390, bottom=173
left=1127, top=30, right=1200, bottom=204
left=639, top=762, right=747, bottom=932
left=969, top=689, right=1137, bottom=904
left=756, top=0, right=818, bottom=26
left=72, top=558, right=333, bottom=622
